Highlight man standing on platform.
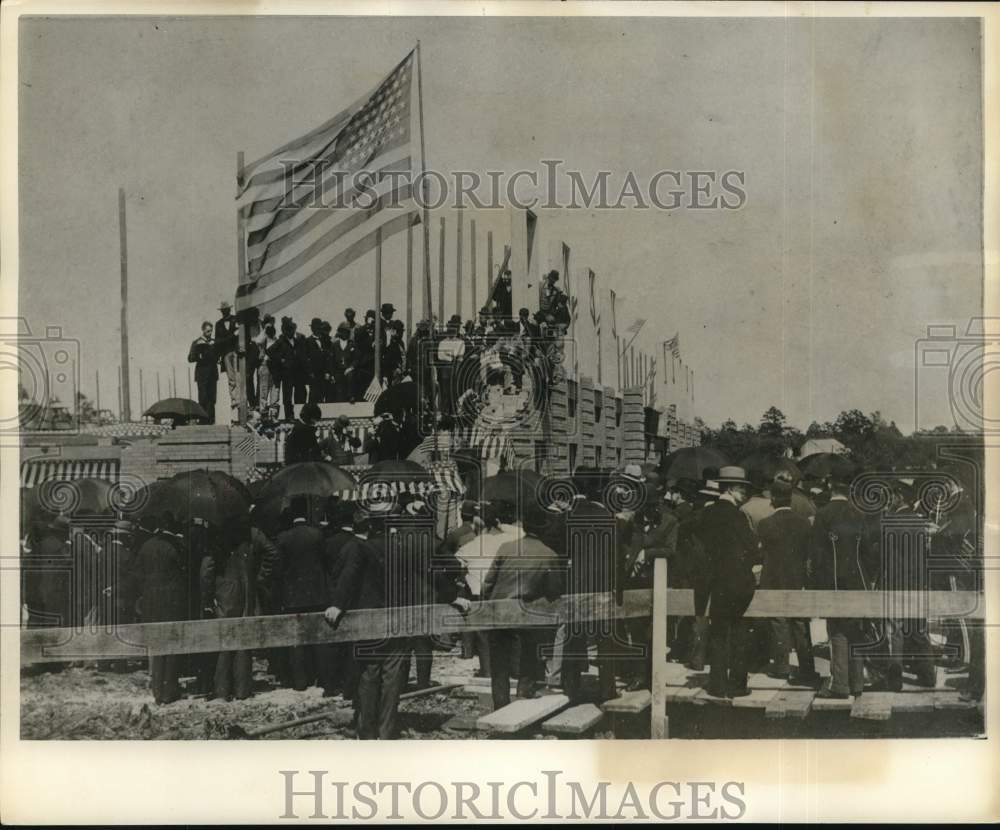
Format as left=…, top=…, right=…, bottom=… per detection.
left=695, top=466, right=758, bottom=699
left=215, top=300, right=240, bottom=421
left=187, top=321, right=217, bottom=424
left=304, top=318, right=329, bottom=406
left=809, top=467, right=877, bottom=700
left=757, top=471, right=821, bottom=685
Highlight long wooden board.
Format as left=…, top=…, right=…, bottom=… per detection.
left=764, top=690, right=816, bottom=720
left=476, top=694, right=570, bottom=734
left=851, top=692, right=894, bottom=721
left=19, top=589, right=984, bottom=663
left=541, top=703, right=604, bottom=735
left=602, top=689, right=651, bottom=714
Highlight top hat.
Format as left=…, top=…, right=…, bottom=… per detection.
left=380, top=303, right=396, bottom=315
left=716, top=466, right=751, bottom=486
left=344, top=307, right=356, bottom=316
left=310, top=317, right=323, bottom=330
left=448, top=314, right=462, bottom=326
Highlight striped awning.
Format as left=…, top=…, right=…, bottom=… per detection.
left=20, top=458, right=120, bottom=488
left=340, top=463, right=465, bottom=501
left=81, top=422, right=171, bottom=438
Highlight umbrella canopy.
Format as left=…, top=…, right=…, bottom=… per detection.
left=253, top=462, right=356, bottom=534
left=661, top=446, right=729, bottom=482
left=798, top=452, right=856, bottom=480
left=138, top=469, right=251, bottom=528
left=373, top=381, right=419, bottom=417
left=144, top=397, right=208, bottom=421
left=362, top=459, right=433, bottom=484
left=739, top=453, right=802, bottom=487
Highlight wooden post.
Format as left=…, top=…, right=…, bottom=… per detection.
left=487, top=230, right=494, bottom=298
left=172, top=366, right=177, bottom=399
left=235, top=152, right=249, bottom=425
left=438, top=218, right=446, bottom=326
left=406, top=216, right=414, bottom=334
left=116, top=367, right=122, bottom=422
left=374, top=226, right=383, bottom=382
left=139, top=368, right=145, bottom=415
left=118, top=188, right=132, bottom=422
left=156, top=372, right=161, bottom=402
left=187, top=367, right=193, bottom=400
left=95, top=370, right=100, bottom=422
left=470, top=219, right=477, bottom=317
left=456, top=208, right=464, bottom=318
left=651, top=557, right=668, bottom=739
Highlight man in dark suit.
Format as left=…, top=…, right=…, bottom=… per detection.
left=187, top=321, right=218, bottom=424
left=320, top=498, right=359, bottom=698
left=284, top=403, right=322, bottom=466
left=481, top=502, right=565, bottom=709
left=351, top=312, right=376, bottom=401
left=268, top=317, right=299, bottom=421
left=215, top=300, right=240, bottom=419
left=275, top=495, right=332, bottom=691
left=695, top=466, right=759, bottom=698
left=302, top=318, right=329, bottom=405
left=757, top=472, right=820, bottom=685
left=809, top=468, right=878, bottom=699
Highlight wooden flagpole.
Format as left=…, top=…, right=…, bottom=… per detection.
left=438, top=218, right=446, bottom=325
left=118, top=188, right=132, bottom=422
left=235, top=152, right=248, bottom=424
left=415, top=40, right=442, bottom=452
left=374, top=226, right=383, bottom=383
left=455, top=207, right=463, bottom=318
left=487, top=231, right=494, bottom=299
left=470, top=219, right=477, bottom=317
left=172, top=366, right=177, bottom=399
left=95, top=370, right=101, bottom=422
left=406, top=216, right=414, bottom=334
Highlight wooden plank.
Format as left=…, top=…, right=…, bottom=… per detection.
left=851, top=692, right=894, bottom=721
left=664, top=685, right=703, bottom=704
left=890, top=692, right=935, bottom=714
left=933, top=692, right=978, bottom=711
left=811, top=694, right=855, bottom=712
left=476, top=694, right=570, bottom=734
left=765, top=690, right=816, bottom=720
left=732, top=689, right=779, bottom=709
left=442, top=714, right=481, bottom=733
left=602, top=689, right=651, bottom=714
left=20, top=589, right=654, bottom=663
left=746, top=673, right=789, bottom=690
left=398, top=682, right=463, bottom=702
left=20, top=588, right=984, bottom=664
left=541, top=703, right=604, bottom=735
left=650, top=557, right=669, bottom=739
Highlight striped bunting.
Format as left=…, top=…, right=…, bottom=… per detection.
left=469, top=425, right=516, bottom=466
left=21, top=459, right=120, bottom=488
left=236, top=50, right=418, bottom=316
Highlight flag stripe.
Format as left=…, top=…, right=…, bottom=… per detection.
left=237, top=209, right=415, bottom=316
left=249, top=180, right=414, bottom=280
left=246, top=150, right=411, bottom=253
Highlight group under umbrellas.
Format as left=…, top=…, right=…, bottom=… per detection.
left=143, top=397, right=209, bottom=425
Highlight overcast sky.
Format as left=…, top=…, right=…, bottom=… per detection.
left=18, top=15, right=982, bottom=430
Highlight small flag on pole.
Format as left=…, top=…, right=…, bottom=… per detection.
left=364, top=375, right=385, bottom=403
left=664, top=333, right=680, bottom=358
left=625, top=318, right=646, bottom=335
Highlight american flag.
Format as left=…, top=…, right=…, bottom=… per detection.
left=624, top=318, right=646, bottom=335
left=364, top=375, right=385, bottom=403
left=588, top=269, right=600, bottom=328
left=235, top=50, right=418, bottom=316
left=664, top=333, right=680, bottom=358
left=234, top=430, right=257, bottom=458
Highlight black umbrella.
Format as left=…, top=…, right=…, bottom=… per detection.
left=661, top=446, right=729, bottom=482
left=798, top=452, right=856, bottom=480
left=740, top=452, right=802, bottom=486
left=373, top=381, right=419, bottom=417
left=362, top=459, right=433, bottom=483
left=144, top=397, right=208, bottom=421
left=135, top=469, right=250, bottom=528
left=253, top=462, right=356, bottom=533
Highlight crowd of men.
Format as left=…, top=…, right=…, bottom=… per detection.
left=22, top=453, right=983, bottom=738
left=187, top=270, right=572, bottom=425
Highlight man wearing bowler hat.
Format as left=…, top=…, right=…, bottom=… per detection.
left=379, top=303, right=396, bottom=351
left=695, top=466, right=759, bottom=698
left=215, top=300, right=241, bottom=421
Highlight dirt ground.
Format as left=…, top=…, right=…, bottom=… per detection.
left=20, top=651, right=502, bottom=741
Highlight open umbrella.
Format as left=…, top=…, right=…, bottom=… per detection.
left=138, top=469, right=251, bottom=528
left=373, top=381, right=419, bottom=417
left=660, top=446, right=729, bottom=482
left=739, top=452, right=802, bottom=486
left=798, top=452, right=855, bottom=480
left=30, top=477, right=115, bottom=519
left=144, top=397, right=208, bottom=421
left=253, top=462, right=356, bottom=534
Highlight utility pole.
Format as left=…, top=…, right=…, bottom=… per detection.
left=118, top=188, right=132, bottom=422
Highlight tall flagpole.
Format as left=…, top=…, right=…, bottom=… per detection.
left=118, top=188, right=132, bottom=422
left=415, top=40, right=442, bottom=454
